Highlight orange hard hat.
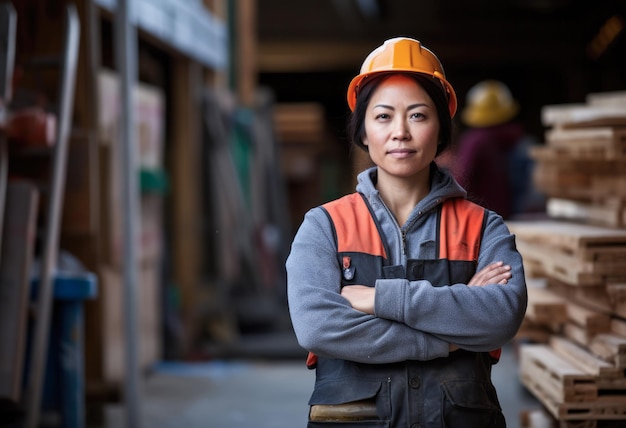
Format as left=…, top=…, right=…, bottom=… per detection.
left=347, top=37, right=457, bottom=117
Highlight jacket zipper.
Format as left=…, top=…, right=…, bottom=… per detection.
left=401, top=229, right=407, bottom=256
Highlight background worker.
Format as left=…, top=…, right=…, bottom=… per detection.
left=453, top=79, right=541, bottom=219
left=286, top=37, right=527, bottom=427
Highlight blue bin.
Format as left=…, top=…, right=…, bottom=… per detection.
left=30, top=273, right=98, bottom=428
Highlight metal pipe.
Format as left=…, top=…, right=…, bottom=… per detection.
left=25, top=5, right=80, bottom=428
left=113, top=0, right=142, bottom=426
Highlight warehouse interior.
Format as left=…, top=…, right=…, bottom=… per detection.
left=1, top=0, right=626, bottom=427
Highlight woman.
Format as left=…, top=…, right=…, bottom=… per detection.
left=286, top=37, right=527, bottom=428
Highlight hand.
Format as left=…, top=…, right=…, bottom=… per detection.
left=341, top=285, right=375, bottom=315
left=468, top=261, right=511, bottom=287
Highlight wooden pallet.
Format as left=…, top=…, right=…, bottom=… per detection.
left=524, top=335, right=626, bottom=391
left=550, top=337, right=621, bottom=380
left=508, top=220, right=626, bottom=286
left=516, top=240, right=626, bottom=286
left=521, top=344, right=598, bottom=403
left=544, top=127, right=626, bottom=160
left=520, top=345, right=626, bottom=421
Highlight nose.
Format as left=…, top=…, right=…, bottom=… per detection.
left=392, top=120, right=410, bottom=140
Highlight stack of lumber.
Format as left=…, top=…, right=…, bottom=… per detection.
left=510, top=91, right=626, bottom=428
left=273, top=102, right=330, bottom=181
left=532, top=91, right=626, bottom=228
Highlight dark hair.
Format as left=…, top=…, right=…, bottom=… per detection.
left=347, top=73, right=453, bottom=156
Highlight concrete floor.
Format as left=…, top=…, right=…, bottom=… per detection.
left=100, top=332, right=543, bottom=428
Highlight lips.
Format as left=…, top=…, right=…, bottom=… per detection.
left=387, top=148, right=416, bottom=157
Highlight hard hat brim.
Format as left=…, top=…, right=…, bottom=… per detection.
left=347, top=70, right=457, bottom=117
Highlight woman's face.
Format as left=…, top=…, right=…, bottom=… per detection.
left=362, top=74, right=440, bottom=181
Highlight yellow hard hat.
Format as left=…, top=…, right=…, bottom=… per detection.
left=347, top=37, right=457, bottom=117
left=461, top=80, right=520, bottom=127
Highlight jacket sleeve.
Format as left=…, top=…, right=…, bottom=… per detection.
left=287, top=207, right=451, bottom=364
left=374, top=211, right=528, bottom=352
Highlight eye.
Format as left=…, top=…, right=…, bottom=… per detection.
left=375, top=113, right=391, bottom=120
left=410, top=112, right=426, bottom=120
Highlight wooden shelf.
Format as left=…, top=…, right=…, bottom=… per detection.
left=93, top=0, right=228, bottom=69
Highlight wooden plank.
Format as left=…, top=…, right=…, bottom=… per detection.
left=508, top=220, right=626, bottom=286
left=566, top=302, right=611, bottom=335
left=557, top=419, right=596, bottom=428
left=587, top=91, right=626, bottom=108
left=515, top=240, right=588, bottom=285
left=531, top=147, right=626, bottom=171
left=547, top=198, right=626, bottom=229
left=547, top=198, right=593, bottom=223
left=61, top=131, right=99, bottom=234
left=552, top=397, right=626, bottom=421
left=0, top=181, right=39, bottom=401
left=534, top=171, right=593, bottom=200
left=550, top=336, right=621, bottom=379
left=170, top=58, right=203, bottom=355
left=509, top=220, right=626, bottom=252
left=593, top=176, right=626, bottom=198
left=546, top=279, right=626, bottom=318
left=516, top=318, right=554, bottom=343
left=520, top=408, right=556, bottom=428
left=519, top=409, right=626, bottom=428
left=544, top=127, right=626, bottom=160
left=534, top=400, right=626, bottom=425
left=541, top=103, right=626, bottom=128
left=507, top=220, right=626, bottom=253
left=589, top=334, right=626, bottom=368
left=274, top=103, right=329, bottom=145
left=561, top=327, right=626, bottom=387
left=273, top=102, right=326, bottom=124
left=564, top=323, right=595, bottom=349
left=610, top=318, right=626, bottom=336
left=605, top=281, right=626, bottom=298
left=236, top=0, right=256, bottom=107
left=520, top=409, right=608, bottom=428
left=532, top=158, right=626, bottom=200
left=587, top=205, right=625, bottom=229
left=515, top=240, right=618, bottom=286
left=520, top=344, right=597, bottom=404
left=526, top=280, right=569, bottom=324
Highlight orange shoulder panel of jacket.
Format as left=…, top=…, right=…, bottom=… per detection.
left=439, top=198, right=485, bottom=261
left=322, top=194, right=387, bottom=258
